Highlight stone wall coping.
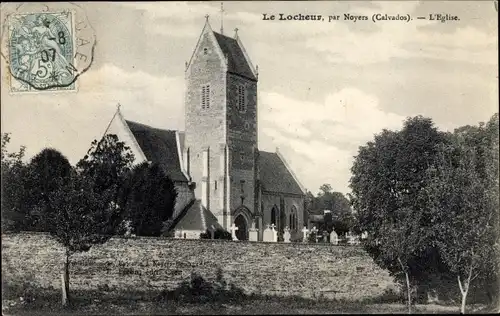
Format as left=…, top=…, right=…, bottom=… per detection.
left=3, top=232, right=363, bottom=249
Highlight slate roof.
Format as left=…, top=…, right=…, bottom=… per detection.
left=259, top=151, right=304, bottom=196
left=170, top=199, right=223, bottom=231
left=125, top=120, right=188, bottom=183
left=213, top=32, right=257, bottom=81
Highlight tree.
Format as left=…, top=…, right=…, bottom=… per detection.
left=305, top=190, right=316, bottom=212
left=329, top=192, right=355, bottom=235
left=23, top=148, right=73, bottom=231
left=44, top=170, right=122, bottom=306
left=350, top=116, right=448, bottom=312
left=319, top=183, right=333, bottom=195
left=45, top=135, right=134, bottom=306
left=427, top=114, right=499, bottom=313
left=76, top=134, right=135, bottom=204
left=312, top=185, right=355, bottom=236
left=120, top=162, right=177, bottom=236
left=1, top=133, right=28, bottom=232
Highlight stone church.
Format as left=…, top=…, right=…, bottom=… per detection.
left=104, top=18, right=305, bottom=241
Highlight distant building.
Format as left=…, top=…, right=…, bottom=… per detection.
left=104, top=18, right=305, bottom=241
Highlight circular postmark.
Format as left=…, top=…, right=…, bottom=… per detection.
left=1, top=2, right=96, bottom=92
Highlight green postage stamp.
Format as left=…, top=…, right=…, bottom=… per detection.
left=1, top=3, right=95, bottom=93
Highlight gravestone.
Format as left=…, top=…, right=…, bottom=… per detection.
left=174, top=229, right=183, bottom=239
left=322, top=230, right=328, bottom=243
left=248, top=220, right=258, bottom=242
left=230, top=223, right=239, bottom=241
left=347, top=233, right=359, bottom=245
left=283, top=226, right=291, bottom=243
left=270, top=223, right=278, bottom=242
left=263, top=224, right=274, bottom=242
left=311, top=226, right=319, bottom=243
left=301, top=226, right=309, bottom=242
left=330, top=230, right=339, bottom=245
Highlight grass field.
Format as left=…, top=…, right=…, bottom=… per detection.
left=2, top=295, right=462, bottom=315
left=3, top=283, right=493, bottom=315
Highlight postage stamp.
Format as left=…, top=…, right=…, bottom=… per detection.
left=8, top=12, right=76, bottom=92
left=0, top=2, right=96, bottom=93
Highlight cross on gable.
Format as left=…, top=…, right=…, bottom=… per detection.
left=205, top=14, right=210, bottom=21
left=302, top=226, right=309, bottom=233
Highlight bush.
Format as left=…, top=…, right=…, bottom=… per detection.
left=200, top=228, right=232, bottom=240
left=308, top=231, right=318, bottom=243
left=157, top=269, right=245, bottom=303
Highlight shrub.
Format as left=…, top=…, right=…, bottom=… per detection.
left=308, top=231, right=318, bottom=243
left=200, top=228, right=232, bottom=240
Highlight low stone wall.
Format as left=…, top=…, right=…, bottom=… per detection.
left=1, top=232, right=397, bottom=301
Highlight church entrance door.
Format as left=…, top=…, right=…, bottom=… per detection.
left=234, top=215, right=248, bottom=241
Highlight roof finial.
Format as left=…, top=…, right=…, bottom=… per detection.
left=220, top=2, right=224, bottom=34
left=117, top=103, right=121, bottom=111
left=234, top=27, right=239, bottom=38
left=205, top=14, right=209, bottom=22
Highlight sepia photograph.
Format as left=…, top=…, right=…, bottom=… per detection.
left=1, top=1, right=498, bottom=314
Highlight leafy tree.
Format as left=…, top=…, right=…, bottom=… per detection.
left=76, top=134, right=135, bottom=204
left=1, top=133, right=29, bottom=232
left=304, top=190, right=315, bottom=212
left=330, top=192, right=355, bottom=235
left=120, top=162, right=177, bottom=236
left=350, top=116, right=448, bottom=312
left=427, top=114, right=499, bottom=313
left=44, top=169, right=122, bottom=306
left=23, top=148, right=73, bottom=231
left=42, top=135, right=134, bottom=306
left=310, top=184, right=355, bottom=235
left=319, top=183, right=333, bottom=195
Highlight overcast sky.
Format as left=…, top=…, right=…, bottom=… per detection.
left=1, top=1, right=498, bottom=195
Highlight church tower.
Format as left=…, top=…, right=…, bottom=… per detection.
left=183, top=17, right=259, bottom=233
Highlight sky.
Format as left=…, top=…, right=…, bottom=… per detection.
left=1, top=1, right=498, bottom=195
